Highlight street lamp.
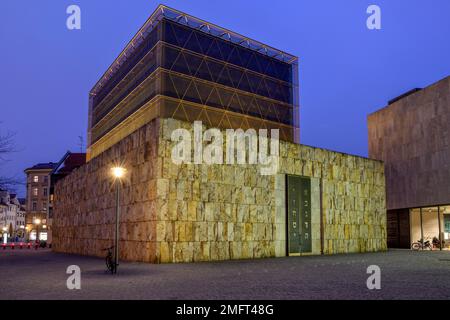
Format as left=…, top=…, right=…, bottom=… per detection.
left=2, top=227, right=7, bottom=245
left=111, top=166, right=126, bottom=274
left=34, top=218, right=41, bottom=242
left=19, top=225, right=25, bottom=240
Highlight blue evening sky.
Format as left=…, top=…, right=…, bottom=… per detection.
left=1, top=0, right=449, bottom=196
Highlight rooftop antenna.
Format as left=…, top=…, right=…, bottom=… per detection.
left=78, top=135, right=84, bottom=153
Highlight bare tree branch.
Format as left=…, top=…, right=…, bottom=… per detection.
left=0, top=124, right=19, bottom=189
left=0, top=131, right=16, bottom=161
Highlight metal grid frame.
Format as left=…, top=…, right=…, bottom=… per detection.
left=90, top=4, right=298, bottom=97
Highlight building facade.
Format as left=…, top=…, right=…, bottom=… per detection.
left=48, top=152, right=86, bottom=245
left=368, top=76, right=450, bottom=249
left=24, top=153, right=86, bottom=244
left=0, top=190, right=26, bottom=240
left=87, top=5, right=299, bottom=160
left=53, top=5, right=387, bottom=263
left=24, top=163, right=56, bottom=240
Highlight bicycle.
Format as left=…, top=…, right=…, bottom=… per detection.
left=411, top=238, right=433, bottom=251
left=103, top=246, right=116, bottom=274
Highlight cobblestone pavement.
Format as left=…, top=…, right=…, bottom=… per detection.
left=1, top=249, right=450, bottom=300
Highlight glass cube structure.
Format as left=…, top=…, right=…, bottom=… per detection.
left=87, top=5, right=299, bottom=159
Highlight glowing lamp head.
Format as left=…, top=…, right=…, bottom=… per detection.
left=112, top=167, right=126, bottom=179
left=2, top=227, right=6, bottom=232
left=34, top=219, right=41, bottom=225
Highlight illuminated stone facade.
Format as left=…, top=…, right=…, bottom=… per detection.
left=53, top=118, right=386, bottom=263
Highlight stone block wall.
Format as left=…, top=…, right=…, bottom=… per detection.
left=277, top=143, right=387, bottom=254
left=53, top=117, right=386, bottom=263
left=53, top=118, right=161, bottom=262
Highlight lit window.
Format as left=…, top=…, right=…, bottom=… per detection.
left=32, top=188, right=38, bottom=196
left=33, top=176, right=39, bottom=183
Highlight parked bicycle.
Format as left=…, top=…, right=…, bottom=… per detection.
left=103, top=246, right=116, bottom=274
left=411, top=238, right=433, bottom=251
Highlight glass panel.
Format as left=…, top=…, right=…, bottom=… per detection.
left=173, top=23, right=192, bottom=47
left=228, top=66, right=244, bottom=88
left=182, top=103, right=203, bottom=122
left=195, top=81, right=214, bottom=105
left=237, top=94, right=252, bottom=114
left=170, top=74, right=191, bottom=99
left=237, top=47, right=252, bottom=69
left=207, top=40, right=223, bottom=60
left=184, top=32, right=203, bottom=54
left=216, top=66, right=233, bottom=88
left=228, top=94, right=243, bottom=114
left=217, top=41, right=233, bottom=61
left=195, top=32, right=214, bottom=55
left=228, top=47, right=242, bottom=66
left=171, top=52, right=190, bottom=75
left=205, top=87, right=222, bottom=109
left=237, top=73, right=252, bottom=93
left=205, top=60, right=224, bottom=82
left=216, top=87, right=234, bottom=108
left=246, top=72, right=261, bottom=94
left=196, top=60, right=213, bottom=82
left=162, top=45, right=180, bottom=70
left=163, top=20, right=178, bottom=46
left=183, top=82, right=202, bottom=104
left=246, top=53, right=261, bottom=74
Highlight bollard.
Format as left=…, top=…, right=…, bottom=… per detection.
left=2, top=244, right=5, bottom=250
left=27, top=243, right=31, bottom=249
left=11, top=243, right=14, bottom=250
left=20, top=243, right=23, bottom=249
left=35, top=244, right=38, bottom=250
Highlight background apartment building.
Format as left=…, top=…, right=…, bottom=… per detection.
left=24, top=162, right=56, bottom=240
left=24, top=152, right=86, bottom=244
left=0, top=189, right=26, bottom=241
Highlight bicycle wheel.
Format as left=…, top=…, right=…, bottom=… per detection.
left=411, top=243, right=421, bottom=251
left=106, top=255, right=114, bottom=273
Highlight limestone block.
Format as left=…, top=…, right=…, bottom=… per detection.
left=273, top=223, right=286, bottom=241
left=187, top=201, right=197, bottom=221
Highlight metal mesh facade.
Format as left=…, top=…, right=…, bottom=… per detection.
left=88, top=5, right=299, bottom=158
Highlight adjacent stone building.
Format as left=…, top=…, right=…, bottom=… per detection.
left=52, top=5, right=387, bottom=263
left=368, top=76, right=450, bottom=249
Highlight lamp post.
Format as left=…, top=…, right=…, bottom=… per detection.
left=19, top=225, right=25, bottom=241
left=111, top=167, right=125, bottom=274
left=34, top=218, right=41, bottom=243
left=25, top=226, right=30, bottom=242
left=2, top=227, right=7, bottom=245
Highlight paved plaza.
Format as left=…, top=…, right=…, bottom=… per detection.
left=1, top=249, right=450, bottom=300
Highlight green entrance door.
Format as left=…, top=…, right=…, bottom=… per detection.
left=287, top=175, right=312, bottom=255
